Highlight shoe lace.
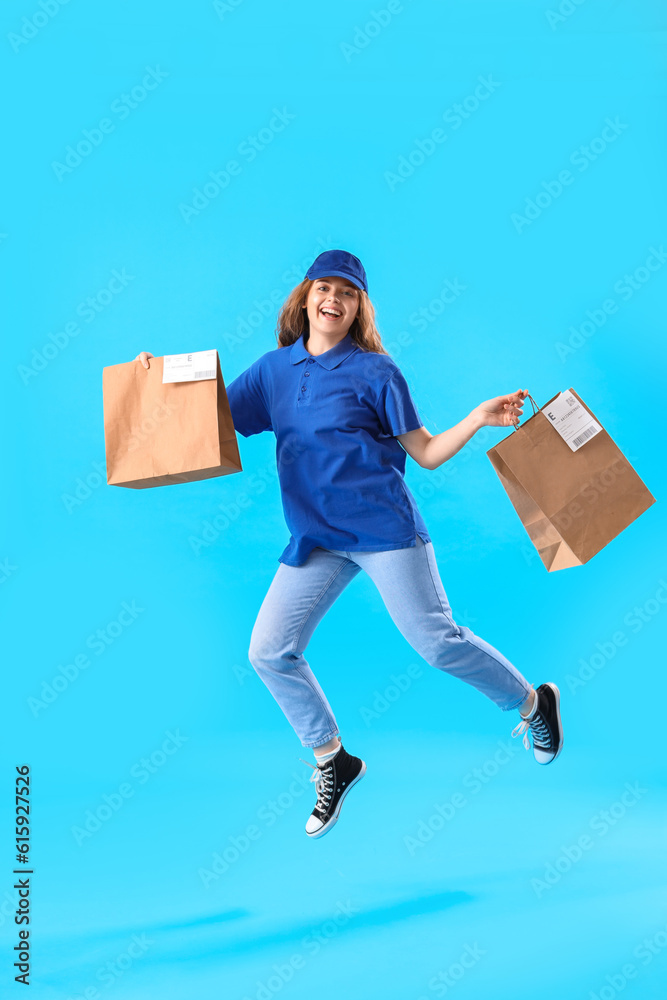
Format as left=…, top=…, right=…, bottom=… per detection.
left=299, top=759, right=335, bottom=814
left=511, top=709, right=552, bottom=751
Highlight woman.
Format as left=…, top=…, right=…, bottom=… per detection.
left=136, top=248, right=563, bottom=840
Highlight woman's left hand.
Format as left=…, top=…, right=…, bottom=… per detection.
left=472, top=389, right=529, bottom=428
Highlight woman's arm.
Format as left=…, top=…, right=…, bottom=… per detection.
left=398, top=389, right=528, bottom=470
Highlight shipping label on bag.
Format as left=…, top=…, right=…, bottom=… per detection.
left=163, top=349, right=218, bottom=384
left=544, top=391, right=602, bottom=452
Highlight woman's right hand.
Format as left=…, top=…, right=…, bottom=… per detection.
left=135, top=352, right=154, bottom=369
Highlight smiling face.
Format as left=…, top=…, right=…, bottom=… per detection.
left=303, top=276, right=360, bottom=340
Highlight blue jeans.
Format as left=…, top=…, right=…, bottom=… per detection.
left=248, top=537, right=532, bottom=748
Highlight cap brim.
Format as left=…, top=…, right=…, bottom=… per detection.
left=306, top=269, right=366, bottom=293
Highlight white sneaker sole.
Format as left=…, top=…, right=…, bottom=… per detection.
left=306, top=761, right=367, bottom=839
left=535, top=682, right=563, bottom=765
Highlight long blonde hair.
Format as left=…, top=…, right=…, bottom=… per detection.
left=275, top=278, right=388, bottom=355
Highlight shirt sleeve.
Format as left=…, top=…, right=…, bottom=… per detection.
left=225, top=358, right=273, bottom=438
left=375, top=369, right=424, bottom=437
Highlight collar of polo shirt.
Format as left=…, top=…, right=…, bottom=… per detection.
left=289, top=332, right=358, bottom=370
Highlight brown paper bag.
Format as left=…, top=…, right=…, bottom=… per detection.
left=103, top=354, right=242, bottom=489
left=487, top=388, right=655, bottom=570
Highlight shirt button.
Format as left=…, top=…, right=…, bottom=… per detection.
left=301, top=386, right=307, bottom=391
left=304, top=371, right=310, bottom=377
left=307, top=358, right=315, bottom=364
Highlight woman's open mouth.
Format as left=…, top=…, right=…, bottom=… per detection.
left=320, top=307, right=342, bottom=322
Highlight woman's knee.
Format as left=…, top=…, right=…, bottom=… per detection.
left=248, top=628, right=293, bottom=672
left=407, top=621, right=464, bottom=668
left=248, top=632, right=269, bottom=670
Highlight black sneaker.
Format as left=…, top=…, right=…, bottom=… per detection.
left=300, top=745, right=366, bottom=839
left=512, top=682, right=563, bottom=764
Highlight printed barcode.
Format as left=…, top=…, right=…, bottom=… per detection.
left=194, top=370, right=215, bottom=379
left=572, top=426, right=597, bottom=448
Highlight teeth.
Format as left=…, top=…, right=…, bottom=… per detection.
left=321, top=309, right=341, bottom=317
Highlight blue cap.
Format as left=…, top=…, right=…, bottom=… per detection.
left=305, top=249, right=368, bottom=294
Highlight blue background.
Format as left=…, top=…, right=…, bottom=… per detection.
left=3, top=1, right=666, bottom=997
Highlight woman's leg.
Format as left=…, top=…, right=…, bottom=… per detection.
left=248, top=548, right=361, bottom=747
left=351, top=537, right=533, bottom=711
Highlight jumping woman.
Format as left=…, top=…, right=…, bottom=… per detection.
left=136, top=248, right=563, bottom=840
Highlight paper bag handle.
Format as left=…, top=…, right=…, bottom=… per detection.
left=512, top=392, right=539, bottom=431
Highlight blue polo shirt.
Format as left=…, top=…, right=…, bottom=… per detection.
left=225, top=332, right=432, bottom=566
